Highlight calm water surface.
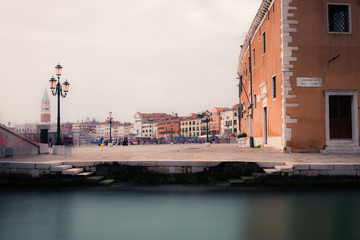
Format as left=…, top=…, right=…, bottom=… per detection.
left=0, top=186, right=359, bottom=240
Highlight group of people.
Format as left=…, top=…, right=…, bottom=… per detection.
left=170, top=137, right=221, bottom=144
left=48, top=136, right=74, bottom=147
left=99, top=137, right=130, bottom=146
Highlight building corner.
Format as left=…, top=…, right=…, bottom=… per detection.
left=281, top=0, right=299, bottom=153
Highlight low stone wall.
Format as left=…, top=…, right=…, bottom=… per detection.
left=0, top=161, right=63, bottom=178
left=0, top=124, right=40, bottom=158
left=95, top=161, right=261, bottom=177
left=1, top=160, right=360, bottom=179
left=0, top=160, right=262, bottom=179
left=290, top=163, right=360, bottom=177
left=263, top=162, right=360, bottom=177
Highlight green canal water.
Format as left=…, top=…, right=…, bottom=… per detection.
left=0, top=186, right=359, bottom=240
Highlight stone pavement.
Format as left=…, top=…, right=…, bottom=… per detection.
left=1, top=143, right=359, bottom=164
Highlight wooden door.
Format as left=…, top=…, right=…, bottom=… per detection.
left=329, top=96, right=352, bottom=139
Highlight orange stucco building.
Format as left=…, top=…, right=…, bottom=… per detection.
left=157, top=118, right=181, bottom=139
left=209, top=107, right=228, bottom=136
left=238, top=0, right=360, bottom=153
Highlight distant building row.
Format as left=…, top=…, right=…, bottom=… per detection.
left=15, top=105, right=240, bottom=144
left=133, top=106, right=240, bottom=139
left=13, top=86, right=241, bottom=143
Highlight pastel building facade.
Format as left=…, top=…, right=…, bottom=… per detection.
left=209, top=108, right=228, bottom=136
left=237, top=0, right=360, bottom=152
left=152, top=122, right=158, bottom=138
left=180, top=117, right=202, bottom=137
left=113, top=123, right=133, bottom=138
left=133, top=112, right=173, bottom=137
left=141, top=122, right=153, bottom=137
left=95, top=122, right=109, bottom=139
left=220, top=106, right=239, bottom=137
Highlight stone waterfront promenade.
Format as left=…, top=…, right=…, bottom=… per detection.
left=1, top=144, right=360, bottom=179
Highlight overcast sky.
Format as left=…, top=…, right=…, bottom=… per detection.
left=0, top=0, right=261, bottom=125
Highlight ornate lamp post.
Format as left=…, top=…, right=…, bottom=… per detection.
left=49, top=64, right=70, bottom=145
left=107, top=111, right=113, bottom=143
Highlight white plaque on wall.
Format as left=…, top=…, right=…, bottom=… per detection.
left=296, top=77, right=323, bottom=87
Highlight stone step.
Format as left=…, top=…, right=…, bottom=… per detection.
left=228, top=179, right=244, bottom=185
left=322, top=150, right=360, bottom=154
left=256, top=161, right=286, bottom=168
left=325, top=140, right=353, bottom=146
left=99, top=179, right=115, bottom=185
left=263, top=168, right=280, bottom=175
left=274, top=165, right=293, bottom=173
left=88, top=176, right=105, bottom=181
left=76, top=172, right=94, bottom=177
left=50, top=165, right=73, bottom=172
left=252, top=172, right=267, bottom=180
left=320, top=147, right=360, bottom=154
left=321, top=146, right=360, bottom=154
left=35, top=161, right=63, bottom=170
left=62, top=168, right=83, bottom=175
left=240, top=176, right=255, bottom=182
left=323, top=146, right=360, bottom=150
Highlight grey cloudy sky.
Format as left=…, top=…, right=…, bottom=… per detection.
left=0, top=0, right=261, bottom=125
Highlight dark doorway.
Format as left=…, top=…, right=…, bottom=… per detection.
left=329, top=96, right=352, bottom=139
left=263, top=107, right=268, bottom=144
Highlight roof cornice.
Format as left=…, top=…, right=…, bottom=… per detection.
left=238, top=0, right=274, bottom=72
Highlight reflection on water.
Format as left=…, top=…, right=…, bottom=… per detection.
left=0, top=187, right=359, bottom=240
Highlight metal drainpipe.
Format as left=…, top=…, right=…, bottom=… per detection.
left=237, top=74, right=242, bottom=135
left=248, top=40, right=254, bottom=148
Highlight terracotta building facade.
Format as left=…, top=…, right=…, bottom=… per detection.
left=237, top=0, right=360, bottom=153
left=209, top=108, right=228, bottom=136
left=133, top=112, right=173, bottom=137
left=157, top=118, right=181, bottom=139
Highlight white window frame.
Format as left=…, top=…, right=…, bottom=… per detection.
left=327, top=3, right=352, bottom=34
left=272, top=75, right=276, bottom=99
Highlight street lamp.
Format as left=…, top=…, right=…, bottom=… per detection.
left=170, top=125, right=173, bottom=143
left=107, top=111, right=113, bottom=143
left=205, top=115, right=210, bottom=143
left=199, top=111, right=211, bottom=143
left=49, top=63, right=70, bottom=145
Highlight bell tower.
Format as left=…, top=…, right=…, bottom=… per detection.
left=41, top=88, right=51, bottom=122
